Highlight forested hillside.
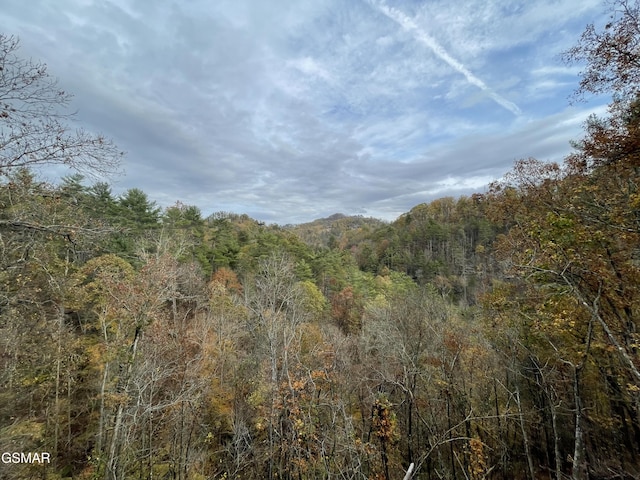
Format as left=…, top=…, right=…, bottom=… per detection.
left=1, top=2, right=640, bottom=479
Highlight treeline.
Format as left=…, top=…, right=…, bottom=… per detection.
left=2, top=2, right=640, bottom=478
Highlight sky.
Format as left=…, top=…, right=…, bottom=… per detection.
left=1, top=0, right=611, bottom=224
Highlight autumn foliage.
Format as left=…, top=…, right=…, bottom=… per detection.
left=3, top=2, right=640, bottom=479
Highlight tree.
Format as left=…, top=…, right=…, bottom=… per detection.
left=163, top=201, right=203, bottom=229
left=484, top=143, right=640, bottom=478
left=86, top=181, right=119, bottom=222
left=117, top=188, right=160, bottom=228
left=69, top=249, right=208, bottom=480
left=0, top=34, right=123, bottom=274
left=210, top=266, right=243, bottom=295
left=563, top=0, right=640, bottom=101
left=0, top=169, right=121, bottom=476
left=241, top=252, right=317, bottom=478
left=0, top=34, right=122, bottom=176
left=562, top=0, right=640, bottom=172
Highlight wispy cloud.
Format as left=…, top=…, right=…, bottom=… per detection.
left=369, top=0, right=522, bottom=116
left=1, top=0, right=608, bottom=223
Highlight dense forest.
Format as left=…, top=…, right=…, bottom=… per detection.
left=2, top=1, right=640, bottom=479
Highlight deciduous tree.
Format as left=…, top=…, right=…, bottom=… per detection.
left=0, top=34, right=121, bottom=176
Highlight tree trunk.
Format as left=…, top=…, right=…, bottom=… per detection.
left=515, top=387, right=536, bottom=480
left=572, top=365, right=588, bottom=480
left=106, top=327, right=141, bottom=480
left=549, top=395, right=562, bottom=480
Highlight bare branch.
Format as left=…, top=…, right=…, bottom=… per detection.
left=0, top=34, right=123, bottom=177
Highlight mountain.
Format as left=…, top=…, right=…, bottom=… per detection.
left=286, top=213, right=387, bottom=248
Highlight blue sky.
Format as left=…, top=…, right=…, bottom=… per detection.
left=2, top=0, right=610, bottom=223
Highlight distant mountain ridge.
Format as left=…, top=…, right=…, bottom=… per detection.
left=286, top=213, right=386, bottom=248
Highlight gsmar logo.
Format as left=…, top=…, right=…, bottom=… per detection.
left=1, top=452, right=51, bottom=464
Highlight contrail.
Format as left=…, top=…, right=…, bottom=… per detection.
left=370, top=1, right=522, bottom=116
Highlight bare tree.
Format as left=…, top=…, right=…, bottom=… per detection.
left=0, top=34, right=122, bottom=176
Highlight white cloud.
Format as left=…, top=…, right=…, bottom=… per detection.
left=289, top=57, right=334, bottom=83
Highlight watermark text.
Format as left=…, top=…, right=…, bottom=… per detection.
left=1, top=452, right=51, bottom=464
